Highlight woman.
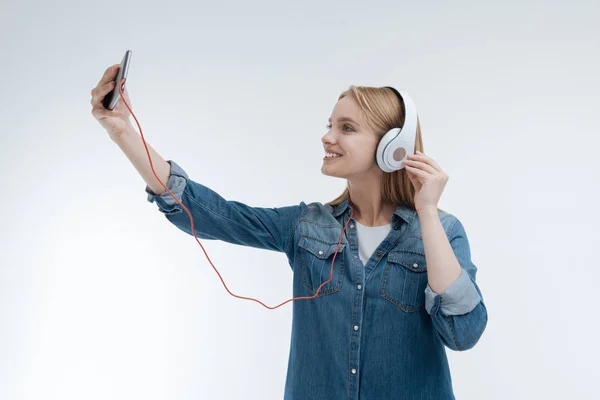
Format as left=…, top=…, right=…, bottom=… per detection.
left=90, top=64, right=488, bottom=399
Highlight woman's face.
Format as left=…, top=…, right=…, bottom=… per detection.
left=321, top=96, right=381, bottom=180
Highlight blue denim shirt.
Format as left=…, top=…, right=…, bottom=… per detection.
left=146, top=160, right=488, bottom=400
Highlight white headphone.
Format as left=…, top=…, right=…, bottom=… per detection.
left=375, top=87, right=418, bottom=173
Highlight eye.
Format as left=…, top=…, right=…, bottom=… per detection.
left=325, top=123, right=353, bottom=132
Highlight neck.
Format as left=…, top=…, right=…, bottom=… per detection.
left=347, top=180, right=395, bottom=227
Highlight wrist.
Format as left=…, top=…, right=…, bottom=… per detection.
left=416, top=206, right=439, bottom=217
left=111, top=124, right=137, bottom=143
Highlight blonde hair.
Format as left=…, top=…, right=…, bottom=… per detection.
left=326, top=86, right=442, bottom=213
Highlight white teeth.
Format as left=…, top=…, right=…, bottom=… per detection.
left=326, top=152, right=342, bottom=158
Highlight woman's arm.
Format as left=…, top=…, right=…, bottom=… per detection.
left=419, top=208, right=463, bottom=293
left=113, top=126, right=171, bottom=195
left=419, top=210, right=488, bottom=351
left=112, top=125, right=307, bottom=257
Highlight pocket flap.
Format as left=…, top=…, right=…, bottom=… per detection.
left=387, top=250, right=427, bottom=272
left=298, top=236, right=346, bottom=259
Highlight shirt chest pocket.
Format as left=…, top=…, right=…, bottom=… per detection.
left=380, top=250, right=428, bottom=312
left=297, top=236, right=346, bottom=296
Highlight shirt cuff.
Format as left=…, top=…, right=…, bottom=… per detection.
left=424, top=268, right=481, bottom=316
left=145, top=160, right=189, bottom=214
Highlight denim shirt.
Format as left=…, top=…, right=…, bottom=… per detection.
left=146, top=160, right=488, bottom=400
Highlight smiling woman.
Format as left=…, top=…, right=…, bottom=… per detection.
left=132, top=83, right=484, bottom=398
left=91, top=61, right=487, bottom=398
left=312, top=85, right=487, bottom=399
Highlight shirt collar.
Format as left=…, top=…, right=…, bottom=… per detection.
left=330, top=199, right=417, bottom=228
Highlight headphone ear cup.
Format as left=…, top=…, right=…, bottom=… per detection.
left=377, top=87, right=418, bottom=173
left=376, top=128, right=404, bottom=173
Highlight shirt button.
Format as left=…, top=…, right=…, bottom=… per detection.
left=319, top=250, right=323, bottom=255
left=413, top=263, right=418, bottom=268
left=354, top=325, right=359, bottom=331
left=350, top=224, right=355, bottom=229
left=351, top=368, right=357, bottom=374
left=353, top=255, right=358, bottom=259
left=357, top=284, right=362, bottom=290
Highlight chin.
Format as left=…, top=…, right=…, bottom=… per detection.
left=321, top=165, right=346, bottom=179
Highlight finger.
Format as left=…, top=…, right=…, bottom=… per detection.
left=90, top=81, right=112, bottom=107
left=404, top=159, right=436, bottom=174
left=90, top=80, right=115, bottom=107
left=405, top=165, right=428, bottom=179
left=91, top=106, right=122, bottom=119
left=96, top=64, right=120, bottom=87
left=413, top=151, right=442, bottom=172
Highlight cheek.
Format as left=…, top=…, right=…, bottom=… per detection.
left=350, top=141, right=377, bottom=159
left=346, top=151, right=377, bottom=168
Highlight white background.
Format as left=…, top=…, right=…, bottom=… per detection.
left=1, top=0, right=599, bottom=398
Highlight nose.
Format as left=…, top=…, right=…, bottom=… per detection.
left=322, top=138, right=335, bottom=150
left=322, top=126, right=340, bottom=149
left=322, top=132, right=334, bottom=144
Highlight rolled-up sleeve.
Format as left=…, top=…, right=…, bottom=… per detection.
left=145, top=160, right=190, bottom=214
left=424, top=217, right=488, bottom=351
left=424, top=269, right=481, bottom=316
left=145, top=160, right=307, bottom=261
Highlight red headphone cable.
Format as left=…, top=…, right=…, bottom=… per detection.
left=116, top=78, right=354, bottom=310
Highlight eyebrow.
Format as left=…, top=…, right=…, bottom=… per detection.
left=328, top=116, right=360, bottom=127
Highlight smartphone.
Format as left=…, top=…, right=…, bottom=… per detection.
left=103, top=50, right=132, bottom=110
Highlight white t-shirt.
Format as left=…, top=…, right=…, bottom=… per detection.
left=355, top=221, right=392, bottom=265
